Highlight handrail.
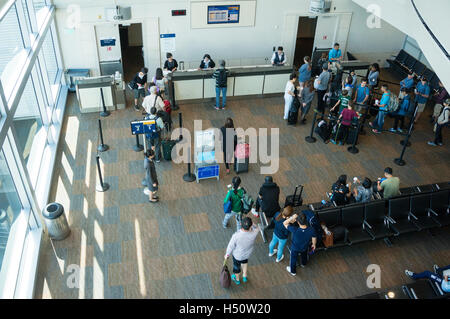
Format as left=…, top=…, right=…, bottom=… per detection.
left=410, top=0, right=450, bottom=61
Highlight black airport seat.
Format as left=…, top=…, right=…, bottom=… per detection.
left=399, top=187, right=417, bottom=195
left=429, top=190, right=450, bottom=227
left=317, top=208, right=348, bottom=247
left=429, top=279, right=450, bottom=299
left=413, top=61, right=426, bottom=76
left=404, top=55, right=417, bottom=70
left=403, top=280, right=440, bottom=299
left=364, top=200, right=396, bottom=238
left=388, top=197, right=420, bottom=234
left=416, top=184, right=434, bottom=193
left=341, top=204, right=374, bottom=245
left=355, top=292, right=381, bottom=299
left=434, top=181, right=450, bottom=191
left=395, top=50, right=408, bottom=65
left=409, top=193, right=440, bottom=230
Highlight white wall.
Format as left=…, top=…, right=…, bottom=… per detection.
left=54, top=0, right=407, bottom=77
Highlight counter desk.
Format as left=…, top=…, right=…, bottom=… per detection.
left=166, top=65, right=294, bottom=106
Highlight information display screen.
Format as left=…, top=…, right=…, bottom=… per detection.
left=207, top=5, right=240, bottom=24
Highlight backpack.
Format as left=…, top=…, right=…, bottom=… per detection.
left=386, top=93, right=400, bottom=113
left=217, top=69, right=227, bottom=87
left=241, top=189, right=254, bottom=214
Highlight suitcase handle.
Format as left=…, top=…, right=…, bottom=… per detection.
left=292, top=185, right=303, bottom=198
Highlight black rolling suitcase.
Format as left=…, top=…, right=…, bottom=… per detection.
left=315, top=120, right=332, bottom=142
left=287, top=110, right=299, bottom=125
left=284, top=184, right=304, bottom=208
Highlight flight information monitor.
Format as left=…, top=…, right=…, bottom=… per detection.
left=207, top=5, right=240, bottom=24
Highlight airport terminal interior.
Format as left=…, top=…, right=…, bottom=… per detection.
left=0, top=0, right=449, bottom=299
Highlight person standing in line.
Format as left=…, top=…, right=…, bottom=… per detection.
left=271, top=46, right=286, bottom=66
left=212, top=60, right=229, bottom=110
left=199, top=54, right=215, bottom=70
left=143, top=86, right=165, bottom=114
left=224, top=217, right=260, bottom=285
left=328, top=43, right=342, bottom=63
left=353, top=78, right=370, bottom=113
left=370, top=84, right=390, bottom=134
left=223, top=176, right=245, bottom=231
left=316, top=64, right=331, bottom=117
left=414, top=77, right=431, bottom=123
left=331, top=102, right=358, bottom=146
left=254, top=176, right=281, bottom=229
left=376, top=167, right=400, bottom=199
left=284, top=213, right=317, bottom=276
left=390, top=88, right=413, bottom=133
left=284, top=73, right=298, bottom=120
left=368, top=63, right=380, bottom=91
left=342, top=74, right=355, bottom=98
left=220, top=118, right=237, bottom=175
left=268, top=206, right=292, bottom=263
left=132, top=67, right=148, bottom=111
left=145, top=107, right=165, bottom=163
left=431, top=81, right=449, bottom=123
left=428, top=98, right=450, bottom=146
left=298, top=56, right=312, bottom=91
left=300, top=79, right=315, bottom=124
left=163, top=52, right=178, bottom=72
left=143, top=149, right=159, bottom=203
left=330, top=89, right=351, bottom=114
left=400, top=72, right=415, bottom=92
left=151, top=68, right=167, bottom=96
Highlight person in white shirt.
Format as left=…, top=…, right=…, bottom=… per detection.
left=271, top=46, right=286, bottom=66
left=284, top=73, right=299, bottom=120
left=142, top=86, right=165, bottom=114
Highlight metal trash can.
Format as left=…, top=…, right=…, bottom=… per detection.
left=43, top=203, right=71, bottom=240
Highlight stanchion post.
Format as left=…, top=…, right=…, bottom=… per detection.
left=96, top=155, right=110, bottom=192
left=133, top=134, right=144, bottom=152
left=100, top=87, right=110, bottom=117
left=183, top=146, right=196, bottom=182
left=178, top=112, right=183, bottom=142
left=347, top=120, right=360, bottom=154
left=394, top=105, right=418, bottom=166
left=305, top=110, right=318, bottom=143
left=97, top=119, right=109, bottom=152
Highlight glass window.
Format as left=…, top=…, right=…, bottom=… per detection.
left=0, top=150, right=23, bottom=271
left=0, top=4, right=29, bottom=100
left=13, top=76, right=46, bottom=188
left=33, top=0, right=49, bottom=29
left=41, top=30, right=59, bottom=85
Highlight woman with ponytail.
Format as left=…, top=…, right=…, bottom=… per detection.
left=222, top=176, right=245, bottom=231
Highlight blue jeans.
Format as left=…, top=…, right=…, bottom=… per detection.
left=412, top=265, right=450, bottom=285
left=269, top=234, right=287, bottom=260
left=223, top=211, right=241, bottom=231
left=373, top=111, right=386, bottom=131
left=215, top=87, right=227, bottom=108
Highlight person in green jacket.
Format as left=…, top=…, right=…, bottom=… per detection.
left=223, top=176, right=245, bottom=231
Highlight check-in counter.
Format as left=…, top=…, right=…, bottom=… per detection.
left=167, top=65, right=293, bottom=104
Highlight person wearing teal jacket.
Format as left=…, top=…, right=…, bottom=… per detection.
left=223, top=176, right=245, bottom=231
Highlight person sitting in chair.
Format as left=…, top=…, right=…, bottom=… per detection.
left=405, top=264, right=450, bottom=293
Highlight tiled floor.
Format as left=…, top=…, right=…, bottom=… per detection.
left=35, top=80, right=450, bottom=299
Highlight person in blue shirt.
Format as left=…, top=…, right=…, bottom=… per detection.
left=353, top=78, right=370, bottom=113
left=405, top=264, right=450, bottom=293
left=268, top=206, right=292, bottom=263
left=400, top=72, right=415, bottom=91
left=283, top=212, right=317, bottom=276
left=329, top=43, right=342, bottom=63
left=390, top=88, right=412, bottom=133
left=370, top=84, right=390, bottom=134
left=368, top=63, right=380, bottom=90
left=414, top=77, right=430, bottom=123
left=298, top=56, right=312, bottom=89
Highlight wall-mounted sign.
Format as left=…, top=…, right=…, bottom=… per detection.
left=160, top=33, right=176, bottom=52
left=100, top=38, right=116, bottom=47
left=207, top=5, right=240, bottom=24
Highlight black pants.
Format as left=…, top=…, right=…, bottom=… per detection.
left=232, top=256, right=248, bottom=274
left=336, top=124, right=350, bottom=143
left=255, top=198, right=275, bottom=228
left=434, top=124, right=445, bottom=144
left=317, top=90, right=327, bottom=117
left=393, top=115, right=405, bottom=130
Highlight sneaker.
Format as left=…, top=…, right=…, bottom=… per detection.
left=372, top=129, right=381, bottom=134
left=286, top=266, right=296, bottom=276
left=397, top=128, right=403, bottom=133
left=369, top=122, right=374, bottom=128
left=222, top=106, right=226, bottom=109
left=389, top=128, right=396, bottom=133
left=214, top=106, right=220, bottom=110
left=276, top=255, right=284, bottom=263
left=143, top=188, right=150, bottom=195
left=242, top=277, right=248, bottom=283
left=427, top=141, right=437, bottom=146
left=300, top=264, right=306, bottom=268
left=231, top=274, right=240, bottom=285
left=405, top=270, right=414, bottom=278
left=433, top=264, right=439, bottom=274
left=134, top=105, right=140, bottom=111
left=156, top=159, right=161, bottom=163
left=269, top=249, right=278, bottom=257
left=330, top=139, right=337, bottom=145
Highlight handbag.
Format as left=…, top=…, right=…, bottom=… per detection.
left=220, top=259, right=231, bottom=288
left=127, top=80, right=138, bottom=90
left=323, top=231, right=334, bottom=248
left=223, top=191, right=232, bottom=214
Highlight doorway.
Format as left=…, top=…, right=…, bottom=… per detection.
left=293, top=16, right=318, bottom=69
left=119, top=23, right=144, bottom=82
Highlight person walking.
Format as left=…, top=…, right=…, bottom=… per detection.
left=284, top=212, right=317, bottom=276
left=220, top=118, right=237, bottom=174
left=223, top=176, right=245, bottom=231
left=132, top=67, right=148, bottom=111
left=284, top=73, right=298, bottom=120
left=268, top=206, right=292, bottom=263
left=225, top=217, right=260, bottom=285
left=428, top=98, right=450, bottom=146
left=300, top=79, right=315, bottom=124
left=212, top=60, right=229, bottom=109
left=254, top=176, right=281, bottom=229
left=145, top=107, right=165, bottom=163
left=143, top=149, right=159, bottom=203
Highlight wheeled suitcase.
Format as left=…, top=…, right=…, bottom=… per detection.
left=315, top=120, right=332, bottom=142
left=284, top=184, right=304, bottom=208
left=287, top=110, right=299, bottom=125
left=161, top=139, right=176, bottom=161
left=234, top=143, right=249, bottom=173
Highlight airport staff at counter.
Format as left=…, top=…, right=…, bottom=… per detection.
left=164, top=52, right=178, bottom=72
left=271, top=46, right=286, bottom=66
left=199, top=54, right=216, bottom=70
left=329, top=43, right=343, bottom=62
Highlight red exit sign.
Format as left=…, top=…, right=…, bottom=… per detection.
left=172, top=10, right=186, bottom=16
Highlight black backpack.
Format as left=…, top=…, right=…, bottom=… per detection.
left=217, top=69, right=227, bottom=87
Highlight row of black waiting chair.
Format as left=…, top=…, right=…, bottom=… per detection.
left=386, top=49, right=440, bottom=90
left=309, top=181, right=450, bottom=250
